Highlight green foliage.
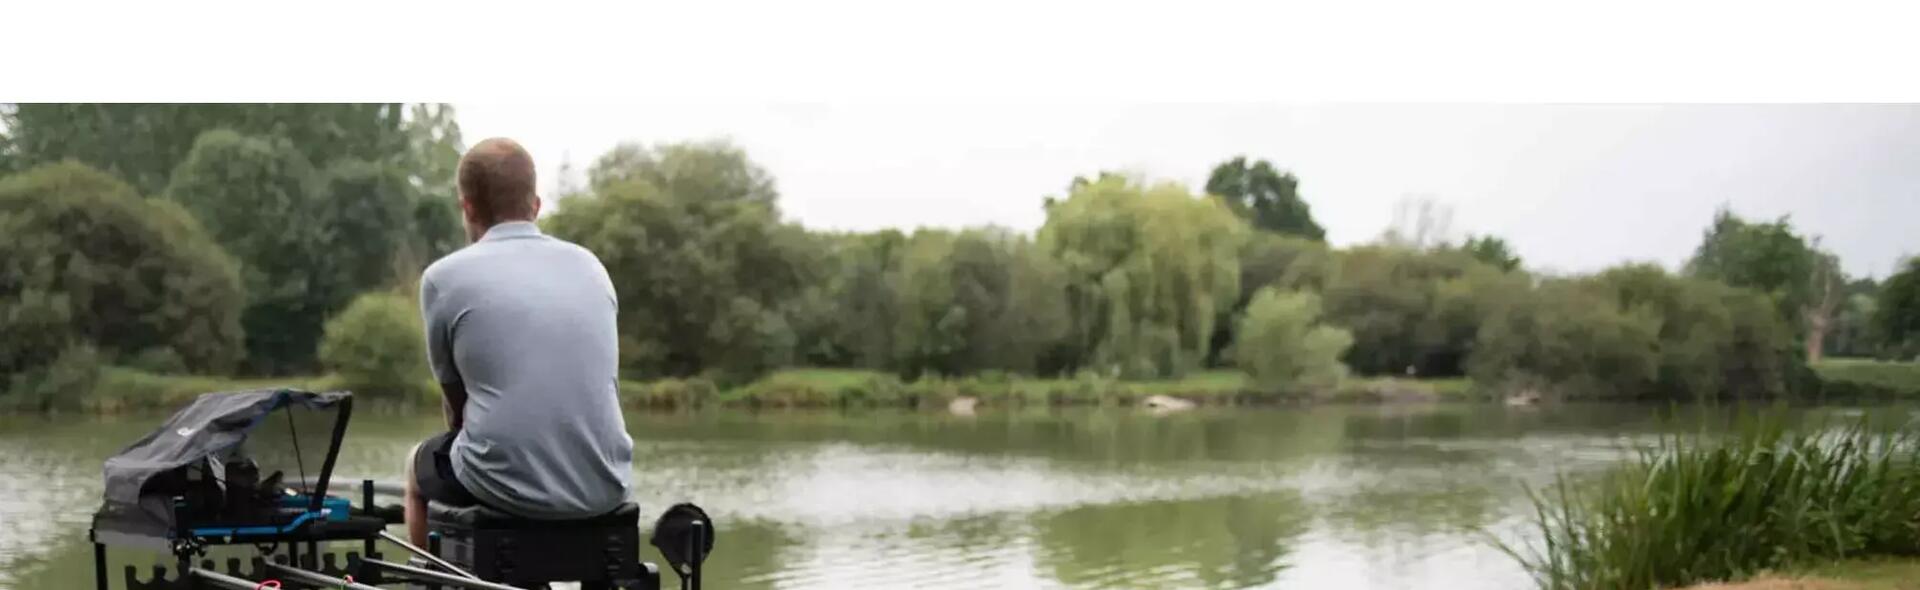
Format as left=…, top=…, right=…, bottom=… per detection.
left=1320, top=245, right=1487, bottom=376
left=1811, top=359, right=1920, bottom=399
left=1233, top=289, right=1352, bottom=393
left=1506, top=416, right=1920, bottom=590
left=1828, top=279, right=1883, bottom=358
left=1686, top=208, right=1847, bottom=360
left=1204, top=156, right=1325, bottom=240
left=1469, top=265, right=1794, bottom=400
left=1876, top=257, right=1920, bottom=358
left=2, top=344, right=102, bottom=412
left=1040, top=175, right=1248, bottom=378
left=888, top=228, right=1070, bottom=377
left=83, top=367, right=334, bottom=413
left=1457, top=234, right=1522, bottom=272
left=318, top=292, right=430, bottom=400
left=401, top=104, right=466, bottom=200
left=1686, top=209, right=1820, bottom=306
left=165, top=130, right=337, bottom=374
left=545, top=141, right=810, bottom=382
left=2, top=104, right=420, bottom=196
left=1469, top=278, right=1661, bottom=398
left=1208, top=233, right=1336, bottom=366
left=0, top=163, right=244, bottom=410
left=319, top=160, right=422, bottom=291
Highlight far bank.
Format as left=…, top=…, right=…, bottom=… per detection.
left=13, top=360, right=1920, bottom=415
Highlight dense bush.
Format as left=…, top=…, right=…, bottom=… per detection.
left=1320, top=245, right=1485, bottom=377
left=0, top=163, right=245, bottom=409
left=1233, top=289, right=1352, bottom=394
left=318, top=292, right=429, bottom=400
left=1507, top=416, right=1920, bottom=589
left=1468, top=266, right=1794, bottom=400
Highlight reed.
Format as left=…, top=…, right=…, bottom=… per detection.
left=1504, top=413, right=1920, bottom=590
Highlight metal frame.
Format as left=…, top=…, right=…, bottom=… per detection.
left=98, top=478, right=675, bottom=590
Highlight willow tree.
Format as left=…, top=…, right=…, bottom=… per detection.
left=1040, top=175, right=1247, bottom=378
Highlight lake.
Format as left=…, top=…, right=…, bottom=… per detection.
left=0, top=403, right=1878, bottom=589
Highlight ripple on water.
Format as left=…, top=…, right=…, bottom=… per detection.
left=0, top=441, right=102, bottom=589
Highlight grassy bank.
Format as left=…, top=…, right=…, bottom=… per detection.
left=22, top=366, right=1482, bottom=414
left=1678, top=558, right=1920, bottom=589
left=1506, top=415, right=1920, bottom=590
left=72, top=368, right=338, bottom=412
left=619, top=368, right=1482, bottom=410
left=40, top=361, right=1913, bottom=414
left=1812, top=359, right=1920, bottom=400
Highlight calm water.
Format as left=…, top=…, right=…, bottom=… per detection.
left=0, top=404, right=1879, bottom=589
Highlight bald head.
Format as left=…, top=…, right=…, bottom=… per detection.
left=457, top=138, right=540, bottom=234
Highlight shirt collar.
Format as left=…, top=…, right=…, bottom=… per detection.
left=480, top=220, right=543, bottom=242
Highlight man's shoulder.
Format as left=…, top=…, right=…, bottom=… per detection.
left=422, top=245, right=484, bottom=286
left=424, top=235, right=606, bottom=282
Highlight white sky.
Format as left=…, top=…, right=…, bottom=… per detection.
left=460, top=103, right=1920, bottom=278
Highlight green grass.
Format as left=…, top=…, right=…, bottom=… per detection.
left=21, top=365, right=1486, bottom=413
left=1813, top=359, right=1920, bottom=399
left=1504, top=413, right=1920, bottom=590
left=613, top=368, right=1477, bottom=410
left=82, top=367, right=337, bottom=412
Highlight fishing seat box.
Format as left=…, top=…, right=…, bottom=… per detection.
left=427, top=501, right=656, bottom=589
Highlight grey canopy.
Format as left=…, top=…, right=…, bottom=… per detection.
left=91, top=388, right=350, bottom=548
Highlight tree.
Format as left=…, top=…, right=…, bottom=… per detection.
left=165, top=130, right=336, bottom=374
left=1587, top=265, right=1792, bottom=399
left=1320, top=245, right=1485, bottom=376
left=0, top=163, right=244, bottom=408
left=1458, top=234, right=1522, bottom=272
left=545, top=141, right=811, bottom=382
left=318, top=160, right=422, bottom=292
left=1233, top=289, right=1353, bottom=393
left=2, top=104, right=418, bottom=195
left=1877, top=257, right=1920, bottom=359
left=1204, top=157, right=1325, bottom=240
left=1040, top=175, right=1248, bottom=378
left=1467, top=278, right=1661, bottom=399
left=1206, top=233, right=1335, bottom=366
left=401, top=103, right=466, bottom=200
left=1684, top=208, right=1842, bottom=362
left=887, top=228, right=1070, bottom=377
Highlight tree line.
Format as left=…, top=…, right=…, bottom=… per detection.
left=1, top=104, right=1916, bottom=410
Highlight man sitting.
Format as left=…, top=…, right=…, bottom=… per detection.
left=404, top=137, right=633, bottom=546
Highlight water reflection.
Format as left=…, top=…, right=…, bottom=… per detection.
left=1037, top=493, right=1308, bottom=589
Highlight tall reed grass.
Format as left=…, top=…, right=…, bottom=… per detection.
left=1504, top=412, right=1920, bottom=589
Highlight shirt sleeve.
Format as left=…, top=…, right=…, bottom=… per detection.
left=420, top=275, right=459, bottom=384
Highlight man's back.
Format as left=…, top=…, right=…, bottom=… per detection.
left=420, top=220, right=632, bottom=519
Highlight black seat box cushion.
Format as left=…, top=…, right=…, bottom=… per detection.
left=429, top=501, right=640, bottom=530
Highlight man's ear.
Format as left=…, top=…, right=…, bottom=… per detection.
left=530, top=195, right=544, bottom=218
left=458, top=195, right=478, bottom=224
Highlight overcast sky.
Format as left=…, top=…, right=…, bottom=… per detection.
left=458, top=103, right=1920, bottom=278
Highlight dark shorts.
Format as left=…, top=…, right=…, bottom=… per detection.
left=412, top=432, right=481, bottom=507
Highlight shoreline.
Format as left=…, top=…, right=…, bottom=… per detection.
left=9, top=361, right=1917, bottom=415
